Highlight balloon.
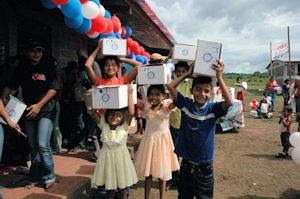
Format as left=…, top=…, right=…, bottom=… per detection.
left=252, top=99, right=257, bottom=104
left=133, top=47, right=141, bottom=55
left=104, top=10, right=111, bottom=19
left=87, top=32, right=100, bottom=38
left=135, top=55, right=144, bottom=63
left=81, top=1, right=99, bottom=19
left=290, top=132, right=300, bottom=147
left=61, top=0, right=82, bottom=18
left=131, top=41, right=139, bottom=51
left=90, top=0, right=100, bottom=7
left=51, top=0, right=69, bottom=5
left=126, top=37, right=133, bottom=48
left=98, top=5, right=105, bottom=16
left=251, top=105, right=256, bottom=110
left=64, top=14, right=83, bottom=29
left=128, top=51, right=134, bottom=59
left=126, top=47, right=131, bottom=57
left=101, top=19, right=113, bottom=34
left=115, top=32, right=121, bottom=39
left=124, top=26, right=132, bottom=38
left=292, top=147, right=300, bottom=165
left=144, top=52, right=150, bottom=61
left=139, top=46, right=145, bottom=55
left=76, top=18, right=91, bottom=34
left=99, top=31, right=115, bottom=38
left=79, top=0, right=88, bottom=3
left=121, top=27, right=126, bottom=38
left=143, top=56, right=148, bottom=64
left=41, top=0, right=57, bottom=9
left=111, top=16, right=121, bottom=33
left=91, top=14, right=108, bottom=33
left=118, top=27, right=122, bottom=35
left=249, top=102, right=253, bottom=107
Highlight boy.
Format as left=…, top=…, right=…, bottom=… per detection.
left=276, top=106, right=293, bottom=158
left=167, top=60, right=233, bottom=198
left=282, top=79, right=290, bottom=106
left=167, top=61, right=193, bottom=189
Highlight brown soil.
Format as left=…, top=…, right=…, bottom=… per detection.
left=129, top=105, right=300, bottom=198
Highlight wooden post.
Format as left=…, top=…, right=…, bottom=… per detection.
left=288, top=26, right=291, bottom=81
left=270, top=42, right=273, bottom=76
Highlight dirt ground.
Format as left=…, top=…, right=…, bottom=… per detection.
left=128, top=101, right=300, bottom=199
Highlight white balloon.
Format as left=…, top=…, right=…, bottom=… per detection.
left=82, top=1, right=99, bottom=19
left=289, top=132, right=300, bottom=147
left=249, top=102, right=253, bottom=107
left=118, top=28, right=122, bottom=35
left=292, top=147, right=300, bottom=165
left=87, top=32, right=99, bottom=39
left=57, top=5, right=61, bottom=9
left=99, top=5, right=105, bottom=17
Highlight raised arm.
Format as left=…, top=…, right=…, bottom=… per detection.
left=119, top=57, right=142, bottom=82
left=85, top=40, right=102, bottom=84
left=126, top=84, right=134, bottom=125
left=167, top=63, right=194, bottom=101
left=212, top=60, right=234, bottom=110
left=0, top=99, right=21, bottom=132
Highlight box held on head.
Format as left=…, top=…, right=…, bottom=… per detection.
left=101, top=38, right=126, bottom=56
left=137, top=64, right=171, bottom=85
left=0, top=95, right=27, bottom=125
left=194, top=40, right=222, bottom=77
left=172, top=44, right=197, bottom=63
left=91, top=84, right=137, bottom=109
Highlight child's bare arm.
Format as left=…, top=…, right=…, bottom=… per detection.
left=282, top=117, right=291, bottom=127
left=126, top=84, right=134, bottom=125
left=91, top=109, right=101, bottom=124
left=119, top=57, right=142, bottom=82
left=85, top=40, right=102, bottom=84
left=212, top=60, right=234, bottom=110
left=167, top=63, right=194, bottom=101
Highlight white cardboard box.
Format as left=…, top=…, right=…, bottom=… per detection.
left=92, top=84, right=137, bottom=109
left=137, top=64, right=171, bottom=85
left=0, top=95, right=27, bottom=125
left=101, top=38, right=126, bottom=56
left=212, top=87, right=235, bottom=102
left=172, top=44, right=197, bottom=62
left=194, top=39, right=222, bottom=77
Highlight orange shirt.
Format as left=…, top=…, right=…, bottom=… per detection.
left=94, top=75, right=130, bottom=86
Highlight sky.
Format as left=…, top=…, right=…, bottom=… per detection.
left=145, top=0, right=300, bottom=74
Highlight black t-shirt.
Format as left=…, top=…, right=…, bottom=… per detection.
left=9, top=58, right=59, bottom=121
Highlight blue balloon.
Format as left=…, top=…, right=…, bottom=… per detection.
left=40, top=0, right=56, bottom=9
left=64, top=14, right=83, bottom=29
left=90, top=0, right=100, bottom=7
left=104, top=10, right=111, bottom=19
left=135, top=55, right=144, bottom=63
left=128, top=51, right=134, bottom=59
left=61, top=0, right=81, bottom=18
left=76, top=18, right=91, bottom=34
left=115, top=32, right=121, bottom=39
left=142, top=56, right=148, bottom=64
left=123, top=26, right=132, bottom=39
left=100, top=32, right=115, bottom=38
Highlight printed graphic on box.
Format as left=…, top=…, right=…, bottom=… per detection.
left=0, top=95, right=27, bottom=125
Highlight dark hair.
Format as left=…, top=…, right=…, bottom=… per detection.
left=192, top=76, right=212, bottom=89
left=284, top=79, right=290, bottom=83
left=147, top=85, right=166, bottom=97
left=175, top=61, right=189, bottom=72
left=105, top=108, right=127, bottom=125
left=283, top=105, right=293, bottom=113
left=100, top=56, right=121, bottom=77
left=263, top=92, right=268, bottom=96
left=236, top=77, right=241, bottom=81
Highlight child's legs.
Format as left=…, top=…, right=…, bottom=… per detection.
left=281, top=133, right=291, bottom=154
left=118, top=188, right=128, bottom=199
left=158, top=179, right=166, bottom=199
left=145, top=176, right=152, bottom=199
left=178, top=161, right=195, bottom=199
left=106, top=190, right=115, bottom=199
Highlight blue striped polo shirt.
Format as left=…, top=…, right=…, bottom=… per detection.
left=173, top=92, right=228, bottom=163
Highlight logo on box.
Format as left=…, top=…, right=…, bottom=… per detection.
left=8, top=109, right=16, bottom=117
left=102, top=94, right=110, bottom=102
left=111, top=43, right=119, bottom=50
left=203, top=52, right=213, bottom=62
left=147, top=71, right=155, bottom=79
left=182, top=49, right=189, bottom=56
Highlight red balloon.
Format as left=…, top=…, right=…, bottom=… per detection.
left=144, top=52, right=150, bottom=60
left=52, top=0, right=69, bottom=5
left=79, top=0, right=88, bottom=3
left=86, top=29, right=96, bottom=35
left=126, top=37, right=133, bottom=48
left=126, top=47, right=131, bottom=57
left=111, top=16, right=121, bottom=33
left=91, top=14, right=108, bottom=33
left=101, top=18, right=114, bottom=34
left=251, top=105, right=256, bottom=110
left=133, top=47, right=141, bottom=55
left=252, top=99, right=257, bottom=104
left=131, top=41, right=139, bottom=51
left=139, top=46, right=145, bottom=55
left=121, top=27, right=126, bottom=38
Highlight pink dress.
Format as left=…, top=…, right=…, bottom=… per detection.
left=134, top=99, right=180, bottom=180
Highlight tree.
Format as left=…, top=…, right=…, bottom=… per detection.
left=253, top=71, right=261, bottom=77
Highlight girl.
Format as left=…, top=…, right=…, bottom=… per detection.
left=91, top=85, right=138, bottom=199
left=85, top=39, right=142, bottom=86
left=134, top=85, right=180, bottom=199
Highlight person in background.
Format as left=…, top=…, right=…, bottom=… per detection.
left=282, top=79, right=290, bottom=106
left=265, top=76, right=278, bottom=112
left=291, top=75, right=300, bottom=131
left=235, top=77, right=246, bottom=111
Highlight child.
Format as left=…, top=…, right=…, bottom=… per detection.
left=134, top=85, right=180, bottom=199
left=235, top=77, right=245, bottom=111
left=256, top=92, right=271, bottom=118
left=282, top=79, right=290, bottom=106
left=276, top=106, right=293, bottom=158
left=91, top=85, right=137, bottom=199
left=167, top=60, right=233, bottom=199
left=85, top=39, right=142, bottom=86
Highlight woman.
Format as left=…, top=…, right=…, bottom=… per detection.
left=265, top=76, right=278, bottom=112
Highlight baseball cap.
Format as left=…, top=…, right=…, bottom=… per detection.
left=25, top=41, right=44, bottom=52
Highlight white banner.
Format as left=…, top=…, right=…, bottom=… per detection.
left=272, top=40, right=289, bottom=60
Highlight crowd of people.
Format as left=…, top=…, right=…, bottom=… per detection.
left=0, top=38, right=233, bottom=199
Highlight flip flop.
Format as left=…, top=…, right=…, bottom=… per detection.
left=24, top=182, right=39, bottom=190
left=44, top=182, right=55, bottom=191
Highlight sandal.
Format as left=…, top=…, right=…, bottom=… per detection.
left=25, top=182, right=39, bottom=189
left=275, top=153, right=287, bottom=158
left=44, top=182, right=55, bottom=191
